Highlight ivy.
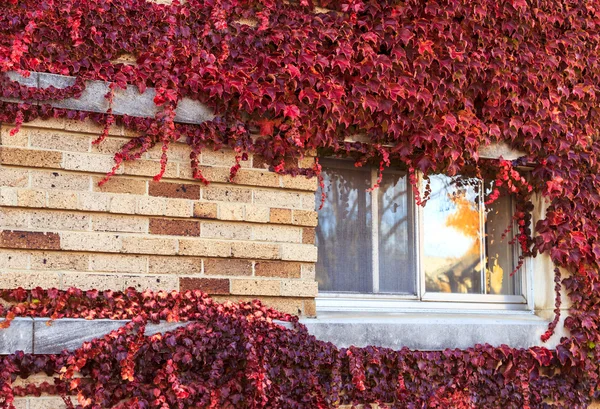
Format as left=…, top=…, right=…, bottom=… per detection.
left=1, top=0, right=600, bottom=407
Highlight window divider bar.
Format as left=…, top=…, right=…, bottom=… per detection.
left=371, top=168, right=380, bottom=293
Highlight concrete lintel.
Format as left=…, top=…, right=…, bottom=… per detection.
left=0, top=318, right=33, bottom=354
left=2, top=70, right=214, bottom=125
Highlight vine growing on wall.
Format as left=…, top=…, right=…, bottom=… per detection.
left=1, top=0, right=600, bottom=407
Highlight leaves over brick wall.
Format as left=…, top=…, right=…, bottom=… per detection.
left=1, top=0, right=600, bottom=407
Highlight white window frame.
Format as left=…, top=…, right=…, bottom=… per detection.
left=316, top=166, right=535, bottom=314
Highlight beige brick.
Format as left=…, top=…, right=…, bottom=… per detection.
left=304, top=299, right=317, bottom=317
left=292, top=210, right=318, bottom=226
left=301, top=263, right=316, bottom=280
left=63, top=152, right=121, bottom=174
left=270, top=208, right=292, bottom=224
left=231, top=279, right=281, bottom=296
left=201, top=149, right=251, bottom=168
left=0, top=208, right=30, bottom=228
left=31, top=252, right=88, bottom=271
left=0, top=186, right=18, bottom=206
left=179, top=239, right=231, bottom=257
left=0, top=271, right=61, bottom=289
left=0, top=124, right=28, bottom=147
left=180, top=165, right=229, bottom=183
left=90, top=254, right=147, bottom=273
left=147, top=142, right=190, bottom=162
left=193, top=202, right=218, bottom=219
left=109, top=195, right=137, bottom=214
left=28, top=128, right=90, bottom=152
left=280, top=174, right=318, bottom=191
left=231, top=242, right=279, bottom=260
left=122, top=236, right=178, bottom=255
left=253, top=190, right=303, bottom=209
left=0, top=147, right=62, bottom=169
left=17, top=189, right=46, bottom=208
left=25, top=117, right=66, bottom=129
left=148, top=255, right=202, bottom=274
left=78, top=192, right=111, bottom=212
left=0, top=250, right=29, bottom=269
left=300, top=192, right=318, bottom=210
left=253, top=225, right=301, bottom=243
left=281, top=280, right=318, bottom=297
left=244, top=205, right=269, bottom=223
left=202, top=186, right=252, bottom=202
left=62, top=273, right=178, bottom=291
left=31, top=170, right=90, bottom=191
left=0, top=167, right=28, bottom=187
left=30, top=210, right=90, bottom=231
left=123, top=159, right=178, bottom=178
left=280, top=243, right=318, bottom=262
left=164, top=198, right=192, bottom=217
left=60, top=232, right=122, bottom=252
left=204, top=258, right=252, bottom=276
left=91, top=136, right=129, bottom=155
left=136, top=196, right=166, bottom=216
left=218, top=202, right=245, bottom=221
left=92, top=214, right=147, bottom=233
left=201, top=221, right=252, bottom=240
left=298, top=156, right=316, bottom=168
left=232, top=169, right=280, bottom=188
left=64, top=118, right=120, bottom=135
left=92, top=176, right=147, bottom=195
left=255, top=261, right=302, bottom=278
left=47, top=190, right=78, bottom=209
left=10, top=398, right=27, bottom=409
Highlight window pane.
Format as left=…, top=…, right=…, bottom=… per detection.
left=378, top=171, right=415, bottom=294
left=485, top=183, right=520, bottom=295
left=315, top=161, right=373, bottom=293
left=423, top=175, right=484, bottom=294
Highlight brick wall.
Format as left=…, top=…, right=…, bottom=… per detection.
left=0, top=117, right=319, bottom=316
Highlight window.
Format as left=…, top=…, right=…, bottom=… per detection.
left=315, top=159, right=528, bottom=312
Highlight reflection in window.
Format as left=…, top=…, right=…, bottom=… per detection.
left=423, top=175, right=519, bottom=295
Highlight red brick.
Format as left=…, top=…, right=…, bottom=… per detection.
left=0, top=231, right=60, bottom=250
left=180, top=278, right=230, bottom=294
left=149, top=219, right=200, bottom=236
left=302, top=227, right=316, bottom=244
left=204, top=259, right=253, bottom=276
left=148, top=181, right=200, bottom=200
left=255, top=261, right=301, bottom=278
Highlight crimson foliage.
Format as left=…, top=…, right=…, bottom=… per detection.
left=1, top=0, right=600, bottom=407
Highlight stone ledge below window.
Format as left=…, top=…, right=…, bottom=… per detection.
left=0, top=313, right=564, bottom=355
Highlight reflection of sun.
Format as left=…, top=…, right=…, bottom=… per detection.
left=486, top=256, right=504, bottom=294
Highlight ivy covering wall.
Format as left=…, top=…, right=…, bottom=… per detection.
left=1, top=0, right=600, bottom=407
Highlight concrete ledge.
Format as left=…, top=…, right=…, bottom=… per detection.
left=299, top=313, right=556, bottom=350
left=3, top=71, right=214, bottom=125
left=0, top=314, right=555, bottom=355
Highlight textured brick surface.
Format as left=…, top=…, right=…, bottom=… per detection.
left=180, top=277, right=230, bottom=294
left=255, top=261, right=302, bottom=278
left=0, top=231, right=60, bottom=250
left=149, top=218, right=200, bottom=236
left=149, top=181, right=200, bottom=199
left=0, top=120, right=318, bottom=318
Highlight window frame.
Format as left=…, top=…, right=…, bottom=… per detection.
left=315, top=163, right=534, bottom=314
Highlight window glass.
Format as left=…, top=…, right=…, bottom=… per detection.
left=315, top=161, right=373, bottom=293
left=423, top=175, right=484, bottom=294
left=378, top=171, right=415, bottom=294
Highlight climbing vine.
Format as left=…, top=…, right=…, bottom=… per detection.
left=1, top=0, right=600, bottom=407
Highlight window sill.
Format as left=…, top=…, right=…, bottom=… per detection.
left=299, top=311, right=556, bottom=350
